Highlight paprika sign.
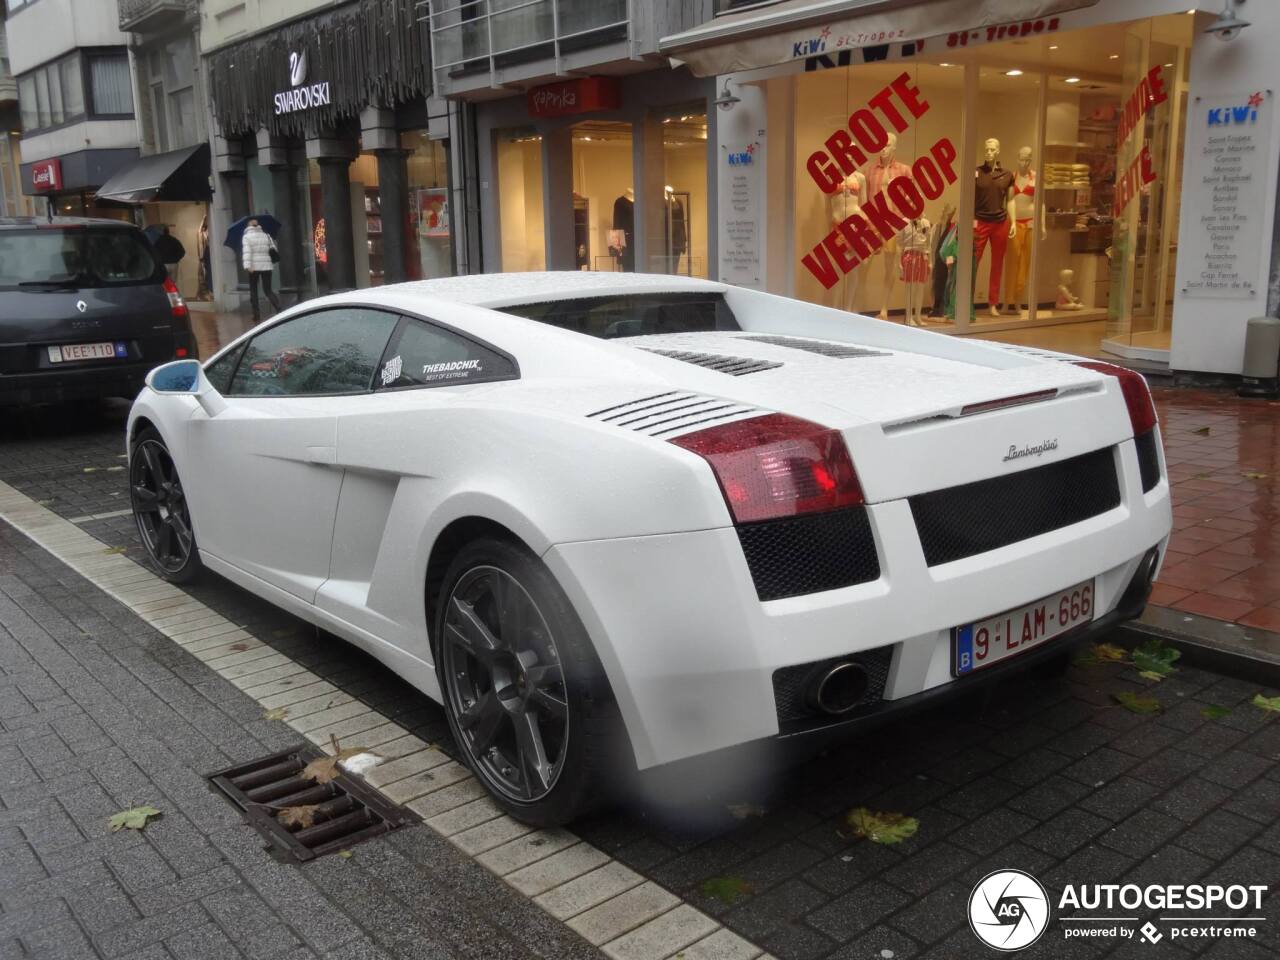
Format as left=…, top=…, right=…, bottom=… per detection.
left=801, top=71, right=957, bottom=289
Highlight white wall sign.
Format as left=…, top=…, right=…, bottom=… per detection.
left=721, top=139, right=763, bottom=286
left=1180, top=90, right=1273, bottom=299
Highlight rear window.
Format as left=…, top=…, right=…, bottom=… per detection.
left=0, top=227, right=160, bottom=290
left=501, top=292, right=741, bottom=339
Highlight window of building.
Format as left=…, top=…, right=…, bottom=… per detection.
left=16, top=50, right=125, bottom=134
left=654, top=107, right=707, bottom=277
left=495, top=128, right=545, bottom=271
left=4, top=0, right=37, bottom=12
left=144, top=36, right=197, bottom=152
left=404, top=131, right=455, bottom=280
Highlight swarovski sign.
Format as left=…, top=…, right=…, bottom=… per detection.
left=273, top=50, right=330, bottom=115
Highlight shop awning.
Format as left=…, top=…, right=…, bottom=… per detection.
left=95, top=143, right=212, bottom=205
left=660, top=0, right=1099, bottom=77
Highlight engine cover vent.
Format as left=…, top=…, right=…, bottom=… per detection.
left=587, top=391, right=764, bottom=438
left=640, top=348, right=783, bottom=377
left=741, top=335, right=889, bottom=359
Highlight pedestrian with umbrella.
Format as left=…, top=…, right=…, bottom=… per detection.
left=151, top=226, right=186, bottom=281
left=230, top=214, right=281, bottom=323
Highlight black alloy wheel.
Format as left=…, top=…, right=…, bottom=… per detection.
left=130, top=428, right=201, bottom=582
left=441, top=565, right=570, bottom=803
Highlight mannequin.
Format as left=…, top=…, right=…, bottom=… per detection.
left=828, top=172, right=866, bottom=310
left=663, top=185, right=688, bottom=274
left=866, top=133, right=911, bottom=320
left=611, top=187, right=635, bottom=271
left=1056, top=269, right=1085, bottom=310
left=1005, top=146, right=1048, bottom=318
left=929, top=203, right=955, bottom=319
left=897, top=216, right=931, bottom=327
left=939, top=216, right=959, bottom=319
left=973, top=138, right=1016, bottom=317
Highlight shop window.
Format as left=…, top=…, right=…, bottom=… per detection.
left=791, top=61, right=964, bottom=328
left=652, top=107, right=707, bottom=278
left=403, top=131, right=455, bottom=280
left=570, top=120, right=633, bottom=271
left=496, top=128, right=545, bottom=271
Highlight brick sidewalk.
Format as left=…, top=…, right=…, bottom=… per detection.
left=0, top=520, right=607, bottom=960
left=1151, top=388, right=1280, bottom=632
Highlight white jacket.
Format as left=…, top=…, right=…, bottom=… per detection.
left=241, top=225, right=276, bottom=272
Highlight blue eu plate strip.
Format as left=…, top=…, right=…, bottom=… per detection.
left=954, top=624, right=974, bottom=675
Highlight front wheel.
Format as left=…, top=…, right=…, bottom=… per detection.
left=130, top=426, right=203, bottom=583
left=435, top=537, right=623, bottom=826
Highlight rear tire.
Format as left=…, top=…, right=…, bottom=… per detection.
left=129, top=426, right=203, bottom=584
left=434, top=537, right=624, bottom=826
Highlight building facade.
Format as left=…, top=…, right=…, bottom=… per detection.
left=427, top=0, right=718, bottom=280
left=659, top=0, right=1280, bottom=375
left=97, top=0, right=214, bottom=300
left=7, top=0, right=138, bottom=218
left=202, top=0, right=451, bottom=313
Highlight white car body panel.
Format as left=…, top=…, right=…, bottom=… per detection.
left=128, top=273, right=1172, bottom=771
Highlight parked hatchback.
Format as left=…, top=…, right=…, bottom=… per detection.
left=0, top=217, right=194, bottom=405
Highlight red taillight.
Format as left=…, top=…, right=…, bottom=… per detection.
left=1075, top=361, right=1157, bottom=436
left=174, top=347, right=188, bottom=358
left=671, top=414, right=864, bottom=523
left=163, top=275, right=188, bottom=318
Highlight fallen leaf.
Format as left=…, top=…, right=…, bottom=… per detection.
left=1191, top=426, right=1210, bottom=436
left=229, top=642, right=250, bottom=652
left=106, top=466, right=124, bottom=472
left=83, top=467, right=99, bottom=473
left=37, top=499, right=55, bottom=506
left=1138, top=670, right=1166, bottom=682
left=301, top=745, right=377, bottom=784
left=108, top=805, right=162, bottom=832
left=337, top=849, right=353, bottom=859
left=1076, top=642, right=1128, bottom=666
left=726, top=802, right=765, bottom=820
left=262, top=707, right=289, bottom=721
left=102, top=546, right=127, bottom=555
left=1132, top=639, right=1180, bottom=677
left=1192, top=471, right=1213, bottom=480
left=847, top=808, right=919, bottom=845
left=1251, top=694, right=1280, bottom=712
left=700, top=876, right=753, bottom=905
left=276, top=804, right=321, bottom=829
left=1201, top=705, right=1231, bottom=720
left=1242, top=472, right=1269, bottom=480
left=1114, top=691, right=1162, bottom=714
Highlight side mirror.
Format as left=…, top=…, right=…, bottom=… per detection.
left=146, top=359, right=227, bottom=417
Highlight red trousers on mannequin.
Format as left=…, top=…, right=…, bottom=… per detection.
left=973, top=217, right=1010, bottom=306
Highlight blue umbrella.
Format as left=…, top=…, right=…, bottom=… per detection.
left=142, top=224, right=165, bottom=244
left=224, top=213, right=282, bottom=251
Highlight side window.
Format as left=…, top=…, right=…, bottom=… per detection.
left=376, top=319, right=517, bottom=390
left=203, top=343, right=245, bottom=394
left=227, top=308, right=399, bottom=397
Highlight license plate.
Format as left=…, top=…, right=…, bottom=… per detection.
left=48, top=342, right=127, bottom=363
left=952, top=579, right=1095, bottom=676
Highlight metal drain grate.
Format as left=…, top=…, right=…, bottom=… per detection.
left=208, top=745, right=415, bottom=862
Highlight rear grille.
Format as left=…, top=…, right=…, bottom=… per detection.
left=737, top=507, right=880, bottom=601
left=772, top=646, right=894, bottom=727
left=586, top=391, right=764, bottom=437
left=1135, top=429, right=1161, bottom=492
left=640, top=349, right=783, bottom=376
left=910, top=446, right=1121, bottom=566
left=208, top=746, right=414, bottom=862
left=741, top=335, right=889, bottom=359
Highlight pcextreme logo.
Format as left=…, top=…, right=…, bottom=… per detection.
left=968, top=872, right=1269, bottom=950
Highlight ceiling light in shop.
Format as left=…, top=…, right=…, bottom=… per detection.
left=1005, top=69, right=1024, bottom=76
left=939, top=62, right=953, bottom=67
left=1108, top=54, right=1119, bottom=59
left=1048, top=44, right=1059, bottom=50
left=1064, top=77, right=1081, bottom=83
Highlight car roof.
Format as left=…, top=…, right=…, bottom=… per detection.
left=0, top=216, right=140, bottom=230
left=357, top=271, right=728, bottom=309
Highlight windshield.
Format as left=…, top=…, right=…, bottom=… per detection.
left=0, top=228, right=160, bottom=290
left=501, top=292, right=741, bottom=339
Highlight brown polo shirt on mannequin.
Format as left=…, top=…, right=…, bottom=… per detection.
left=975, top=164, right=1014, bottom=222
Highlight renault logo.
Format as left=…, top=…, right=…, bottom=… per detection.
left=76, top=300, right=87, bottom=313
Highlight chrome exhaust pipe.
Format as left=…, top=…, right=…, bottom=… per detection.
left=808, top=661, right=869, bottom=716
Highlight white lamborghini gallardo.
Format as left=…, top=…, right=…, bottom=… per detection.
left=128, top=273, right=1171, bottom=824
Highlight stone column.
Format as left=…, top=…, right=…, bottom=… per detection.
left=306, top=130, right=357, bottom=292
left=213, top=133, right=250, bottom=296
left=257, top=129, right=302, bottom=300
left=541, top=126, right=575, bottom=271
left=362, top=106, right=411, bottom=284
